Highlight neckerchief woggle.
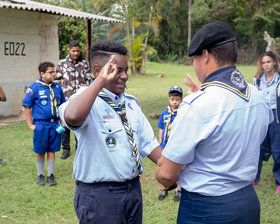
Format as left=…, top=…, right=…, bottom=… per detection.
left=201, top=66, right=250, bottom=101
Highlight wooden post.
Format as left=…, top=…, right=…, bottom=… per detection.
left=85, top=19, right=92, bottom=61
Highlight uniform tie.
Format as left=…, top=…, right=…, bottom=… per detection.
left=36, top=80, right=58, bottom=118
left=162, top=105, right=177, bottom=146
left=98, top=90, right=143, bottom=174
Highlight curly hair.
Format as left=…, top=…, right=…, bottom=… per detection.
left=255, top=51, right=279, bottom=79
left=38, top=61, right=55, bottom=75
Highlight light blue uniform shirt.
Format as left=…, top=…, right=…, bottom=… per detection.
left=163, top=83, right=272, bottom=196
left=59, top=87, right=159, bottom=183
left=254, top=72, right=279, bottom=109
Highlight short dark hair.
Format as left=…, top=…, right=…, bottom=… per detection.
left=208, top=41, right=237, bottom=66
left=169, top=91, right=182, bottom=98
left=69, top=40, right=80, bottom=48
left=38, top=61, right=54, bottom=75
left=90, top=40, right=127, bottom=63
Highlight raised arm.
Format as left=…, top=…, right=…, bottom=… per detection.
left=64, top=56, right=117, bottom=127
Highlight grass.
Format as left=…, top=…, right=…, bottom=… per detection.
left=0, top=62, right=279, bottom=224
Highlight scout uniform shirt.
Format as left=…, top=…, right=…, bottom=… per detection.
left=163, top=66, right=272, bottom=196
left=59, top=88, right=159, bottom=183
left=22, top=78, right=65, bottom=120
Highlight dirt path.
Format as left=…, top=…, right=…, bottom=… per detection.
left=0, top=111, right=25, bottom=127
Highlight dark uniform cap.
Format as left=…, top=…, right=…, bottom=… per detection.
left=169, top=86, right=183, bottom=94
left=188, top=21, right=235, bottom=57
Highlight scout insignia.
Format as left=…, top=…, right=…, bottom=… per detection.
left=103, top=108, right=115, bottom=119
left=41, top=100, right=47, bottom=105
left=105, top=135, right=117, bottom=148
left=39, top=90, right=45, bottom=95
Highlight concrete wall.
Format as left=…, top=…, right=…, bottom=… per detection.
left=0, top=8, right=59, bottom=117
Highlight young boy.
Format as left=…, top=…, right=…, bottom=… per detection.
left=157, top=86, right=183, bottom=201
left=58, top=40, right=162, bottom=223
left=22, top=61, right=65, bottom=186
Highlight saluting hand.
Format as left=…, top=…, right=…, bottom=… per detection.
left=98, top=55, right=118, bottom=84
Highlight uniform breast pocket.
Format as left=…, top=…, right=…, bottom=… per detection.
left=101, top=121, right=123, bottom=150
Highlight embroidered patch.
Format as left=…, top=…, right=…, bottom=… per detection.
left=41, top=100, right=47, bottom=105
left=105, top=135, right=117, bottom=148
left=103, top=108, right=115, bottom=119
left=230, top=70, right=245, bottom=88
left=39, top=90, right=45, bottom=95
left=26, top=88, right=33, bottom=94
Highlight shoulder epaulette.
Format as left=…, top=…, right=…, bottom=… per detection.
left=124, top=93, right=140, bottom=106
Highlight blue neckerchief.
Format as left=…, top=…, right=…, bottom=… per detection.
left=201, top=66, right=250, bottom=101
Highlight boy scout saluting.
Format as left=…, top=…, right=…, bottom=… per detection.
left=59, top=40, right=162, bottom=224
left=23, top=61, right=65, bottom=186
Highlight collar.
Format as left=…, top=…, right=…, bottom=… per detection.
left=66, top=54, right=83, bottom=64
left=102, top=88, right=125, bottom=105
left=38, top=77, right=53, bottom=86
left=201, top=66, right=250, bottom=101
left=260, top=72, right=279, bottom=85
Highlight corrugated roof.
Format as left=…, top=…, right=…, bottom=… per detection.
left=0, top=0, right=123, bottom=23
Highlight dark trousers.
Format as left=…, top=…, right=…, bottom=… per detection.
left=74, top=176, right=142, bottom=224
left=61, top=127, right=77, bottom=151
left=177, top=184, right=260, bottom=224
left=254, top=110, right=280, bottom=185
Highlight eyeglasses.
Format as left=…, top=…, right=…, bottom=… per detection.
left=45, top=71, right=55, bottom=74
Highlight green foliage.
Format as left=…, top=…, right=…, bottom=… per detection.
left=125, top=34, right=157, bottom=73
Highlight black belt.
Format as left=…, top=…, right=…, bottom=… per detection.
left=76, top=176, right=139, bottom=189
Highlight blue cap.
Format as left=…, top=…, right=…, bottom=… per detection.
left=169, top=86, right=183, bottom=94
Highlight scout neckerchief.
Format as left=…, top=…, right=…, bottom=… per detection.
left=162, top=105, right=177, bottom=146
left=201, top=66, right=250, bottom=101
left=36, top=79, right=58, bottom=118
left=98, top=90, right=143, bottom=174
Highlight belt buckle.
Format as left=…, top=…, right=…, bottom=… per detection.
left=50, top=118, right=55, bottom=122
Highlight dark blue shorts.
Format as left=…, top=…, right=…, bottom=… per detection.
left=33, top=120, right=61, bottom=154
left=177, top=184, right=260, bottom=224
left=74, top=176, right=142, bottom=224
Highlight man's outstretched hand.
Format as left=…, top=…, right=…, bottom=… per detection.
left=183, top=73, right=201, bottom=94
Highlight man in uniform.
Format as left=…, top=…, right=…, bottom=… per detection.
left=59, top=40, right=162, bottom=223
left=55, top=40, right=92, bottom=159
left=156, top=21, right=272, bottom=224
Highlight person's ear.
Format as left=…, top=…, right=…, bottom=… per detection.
left=202, top=49, right=210, bottom=64
left=93, top=64, right=101, bottom=77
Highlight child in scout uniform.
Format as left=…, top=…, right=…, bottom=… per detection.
left=22, top=61, right=65, bottom=186
left=59, top=40, right=162, bottom=224
left=157, top=86, right=183, bottom=201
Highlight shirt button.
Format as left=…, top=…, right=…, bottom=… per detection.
left=109, top=129, right=112, bottom=133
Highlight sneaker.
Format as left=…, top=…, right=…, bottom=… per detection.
left=60, top=150, right=70, bottom=160
left=174, top=191, right=181, bottom=201
left=274, top=186, right=280, bottom=196
left=47, top=174, right=57, bottom=186
left=253, top=182, right=259, bottom=188
left=158, top=191, right=168, bottom=200
left=37, top=174, right=45, bottom=186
